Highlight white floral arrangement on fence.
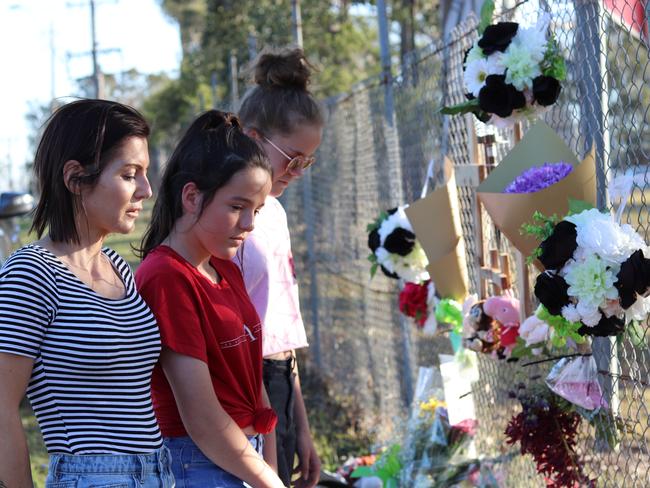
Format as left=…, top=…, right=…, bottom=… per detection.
left=441, top=1, right=566, bottom=127
left=367, top=206, right=429, bottom=284
left=529, top=194, right=650, bottom=341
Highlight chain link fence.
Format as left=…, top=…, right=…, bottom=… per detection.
left=282, top=1, right=650, bottom=485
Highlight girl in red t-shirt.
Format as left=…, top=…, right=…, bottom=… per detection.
left=136, top=110, right=284, bottom=488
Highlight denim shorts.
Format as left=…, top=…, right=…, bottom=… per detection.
left=45, top=446, right=175, bottom=488
left=164, top=435, right=263, bottom=488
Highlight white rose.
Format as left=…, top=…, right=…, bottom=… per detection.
left=377, top=216, right=398, bottom=244
left=519, top=315, right=550, bottom=347
left=561, top=304, right=581, bottom=323
left=625, top=295, right=650, bottom=322
left=576, top=300, right=602, bottom=327
left=374, top=247, right=393, bottom=272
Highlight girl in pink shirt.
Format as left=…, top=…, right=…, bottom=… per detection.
left=236, top=47, right=324, bottom=488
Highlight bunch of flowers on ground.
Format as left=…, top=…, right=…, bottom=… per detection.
left=441, top=0, right=566, bottom=126
left=367, top=206, right=429, bottom=283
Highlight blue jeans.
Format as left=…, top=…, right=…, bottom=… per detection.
left=45, top=446, right=175, bottom=488
left=164, top=435, right=263, bottom=488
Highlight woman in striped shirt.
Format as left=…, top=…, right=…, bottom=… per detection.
left=0, top=99, right=173, bottom=488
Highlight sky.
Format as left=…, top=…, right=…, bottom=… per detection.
left=0, top=0, right=181, bottom=191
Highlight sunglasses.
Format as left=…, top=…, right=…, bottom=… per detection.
left=263, top=136, right=316, bottom=171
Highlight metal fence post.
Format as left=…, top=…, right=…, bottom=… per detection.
left=575, top=0, right=619, bottom=448
left=377, top=0, right=413, bottom=407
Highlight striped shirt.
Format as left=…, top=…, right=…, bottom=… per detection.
left=0, top=244, right=162, bottom=454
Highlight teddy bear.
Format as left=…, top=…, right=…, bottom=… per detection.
left=484, top=295, right=521, bottom=359
left=462, top=296, right=501, bottom=355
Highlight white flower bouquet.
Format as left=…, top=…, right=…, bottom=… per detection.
left=530, top=198, right=650, bottom=340
left=441, top=1, right=566, bottom=127
left=367, top=206, right=429, bottom=284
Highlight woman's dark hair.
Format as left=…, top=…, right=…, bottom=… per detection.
left=31, top=99, right=150, bottom=244
left=238, top=46, right=324, bottom=136
left=139, top=110, right=271, bottom=259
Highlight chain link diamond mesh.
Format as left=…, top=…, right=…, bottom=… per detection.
left=283, top=0, right=650, bottom=485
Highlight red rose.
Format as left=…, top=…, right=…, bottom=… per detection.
left=399, top=281, right=430, bottom=326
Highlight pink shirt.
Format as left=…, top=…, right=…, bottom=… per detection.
left=235, top=196, right=309, bottom=357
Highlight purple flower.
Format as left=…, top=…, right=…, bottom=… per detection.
left=504, top=162, right=573, bottom=194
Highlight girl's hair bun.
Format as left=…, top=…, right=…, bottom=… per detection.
left=199, top=110, right=242, bottom=131
left=252, top=46, right=314, bottom=91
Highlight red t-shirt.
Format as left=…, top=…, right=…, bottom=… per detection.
left=136, top=245, right=276, bottom=437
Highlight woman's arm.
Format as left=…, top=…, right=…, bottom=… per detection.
left=0, top=353, right=35, bottom=488
left=291, top=357, right=321, bottom=488
left=261, top=385, right=279, bottom=473
left=161, top=349, right=285, bottom=488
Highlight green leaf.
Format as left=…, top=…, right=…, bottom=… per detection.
left=537, top=305, right=585, bottom=345
left=541, top=37, right=567, bottom=81
left=440, top=98, right=480, bottom=116
left=350, top=466, right=375, bottom=479
left=568, top=198, right=594, bottom=215
left=370, top=262, right=378, bottom=278
left=478, top=0, right=495, bottom=34
left=627, top=321, right=647, bottom=348
left=509, top=338, right=533, bottom=359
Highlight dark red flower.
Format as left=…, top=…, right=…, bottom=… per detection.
left=534, top=272, right=570, bottom=316
left=533, top=75, right=562, bottom=106
left=478, top=22, right=519, bottom=55
left=538, top=221, right=577, bottom=270
left=478, top=74, right=526, bottom=118
left=368, top=228, right=381, bottom=252
left=399, top=281, right=429, bottom=326
left=614, top=249, right=650, bottom=309
left=384, top=227, right=416, bottom=256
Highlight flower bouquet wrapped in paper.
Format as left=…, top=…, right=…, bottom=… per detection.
left=462, top=294, right=521, bottom=360
left=477, top=121, right=596, bottom=262
left=367, top=206, right=429, bottom=284
left=441, top=1, right=566, bottom=127
left=405, top=157, right=469, bottom=300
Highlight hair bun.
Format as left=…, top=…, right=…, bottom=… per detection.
left=252, top=47, right=314, bottom=91
left=200, top=110, right=242, bottom=131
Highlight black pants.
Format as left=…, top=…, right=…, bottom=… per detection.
left=263, top=357, right=296, bottom=486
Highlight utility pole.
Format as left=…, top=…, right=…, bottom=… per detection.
left=90, top=0, right=100, bottom=98
left=291, top=0, right=303, bottom=47
left=247, top=32, right=258, bottom=61
left=67, top=0, right=120, bottom=99
left=50, top=23, right=56, bottom=103
left=230, top=50, right=239, bottom=106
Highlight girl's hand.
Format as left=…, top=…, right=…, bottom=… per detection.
left=292, top=429, right=321, bottom=488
